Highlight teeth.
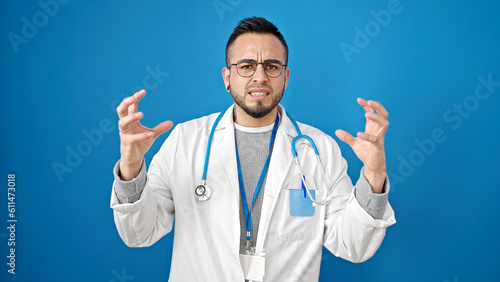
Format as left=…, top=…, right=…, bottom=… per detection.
left=250, top=92, right=268, bottom=96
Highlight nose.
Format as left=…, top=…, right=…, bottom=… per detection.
left=252, top=64, right=269, bottom=84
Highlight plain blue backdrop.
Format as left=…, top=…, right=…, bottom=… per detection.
left=1, top=0, right=499, bottom=281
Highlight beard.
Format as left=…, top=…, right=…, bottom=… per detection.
left=230, top=84, right=285, bottom=119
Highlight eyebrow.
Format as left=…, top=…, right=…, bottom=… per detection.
left=237, top=59, right=284, bottom=64
left=264, top=59, right=283, bottom=64
left=237, top=59, right=256, bottom=63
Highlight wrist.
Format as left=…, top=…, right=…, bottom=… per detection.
left=363, top=168, right=386, bottom=194
left=119, top=159, right=143, bottom=181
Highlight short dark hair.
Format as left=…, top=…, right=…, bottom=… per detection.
left=225, top=17, right=288, bottom=66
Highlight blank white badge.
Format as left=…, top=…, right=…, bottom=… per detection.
left=239, top=254, right=265, bottom=281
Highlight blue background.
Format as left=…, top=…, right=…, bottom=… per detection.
left=1, top=0, right=499, bottom=281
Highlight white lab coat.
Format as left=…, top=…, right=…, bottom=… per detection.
left=110, top=104, right=396, bottom=282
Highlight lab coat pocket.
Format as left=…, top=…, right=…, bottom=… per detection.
left=289, top=189, right=315, bottom=217
left=278, top=176, right=321, bottom=241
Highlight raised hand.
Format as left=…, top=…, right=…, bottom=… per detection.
left=116, top=89, right=173, bottom=180
left=335, top=98, right=389, bottom=193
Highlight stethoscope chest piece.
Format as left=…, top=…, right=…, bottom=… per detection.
left=195, top=184, right=211, bottom=201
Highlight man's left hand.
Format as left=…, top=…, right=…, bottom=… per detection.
left=335, top=98, right=389, bottom=193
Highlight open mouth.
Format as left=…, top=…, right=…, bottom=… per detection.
left=248, top=88, right=271, bottom=98
left=249, top=92, right=268, bottom=96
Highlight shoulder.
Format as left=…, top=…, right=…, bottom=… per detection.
left=290, top=119, right=336, bottom=143
left=158, top=112, right=221, bottom=148
left=155, top=112, right=222, bottom=159
left=283, top=116, right=343, bottom=157
left=175, top=112, right=220, bottom=133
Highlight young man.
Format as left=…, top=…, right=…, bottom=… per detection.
left=111, top=17, right=395, bottom=281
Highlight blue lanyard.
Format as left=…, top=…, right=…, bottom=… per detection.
left=235, top=114, right=280, bottom=249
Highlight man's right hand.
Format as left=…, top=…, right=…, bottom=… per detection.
left=117, top=89, right=173, bottom=180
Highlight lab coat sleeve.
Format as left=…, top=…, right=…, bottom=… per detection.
left=322, top=137, right=396, bottom=263
left=354, top=167, right=389, bottom=220
left=112, top=159, right=147, bottom=204
left=110, top=126, right=180, bottom=248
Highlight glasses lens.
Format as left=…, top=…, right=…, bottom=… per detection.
left=263, top=61, right=283, bottom=77
left=236, top=61, right=257, bottom=77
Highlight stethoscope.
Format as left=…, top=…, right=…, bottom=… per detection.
left=195, top=109, right=332, bottom=207
left=194, top=109, right=225, bottom=201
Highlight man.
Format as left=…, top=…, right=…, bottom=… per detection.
left=111, top=17, right=395, bottom=281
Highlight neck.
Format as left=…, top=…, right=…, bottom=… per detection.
left=233, top=106, right=278, bottom=127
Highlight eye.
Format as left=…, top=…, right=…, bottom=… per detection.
left=240, top=64, right=254, bottom=69
left=266, top=64, right=279, bottom=70
left=264, top=61, right=282, bottom=70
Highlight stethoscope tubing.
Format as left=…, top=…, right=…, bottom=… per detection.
left=201, top=110, right=225, bottom=184
left=288, top=113, right=331, bottom=206
left=196, top=109, right=332, bottom=206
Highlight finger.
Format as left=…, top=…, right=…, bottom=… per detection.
left=367, top=100, right=389, bottom=119
left=117, top=95, right=137, bottom=119
left=365, top=112, right=389, bottom=130
left=357, top=98, right=374, bottom=114
left=118, top=112, right=144, bottom=132
left=357, top=132, right=379, bottom=143
left=151, top=120, right=174, bottom=136
left=128, top=89, right=146, bottom=114
left=121, top=131, right=154, bottom=143
left=335, top=129, right=356, bottom=147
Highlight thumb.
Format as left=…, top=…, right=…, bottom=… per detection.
left=152, top=120, right=174, bottom=137
left=335, top=129, right=356, bottom=147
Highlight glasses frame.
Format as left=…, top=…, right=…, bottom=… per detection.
left=229, top=59, right=287, bottom=78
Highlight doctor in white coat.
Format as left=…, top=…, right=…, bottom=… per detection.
left=111, top=17, right=395, bottom=282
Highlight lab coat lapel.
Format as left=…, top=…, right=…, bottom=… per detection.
left=212, top=105, right=240, bottom=204
left=256, top=107, right=296, bottom=250
left=211, top=105, right=242, bottom=253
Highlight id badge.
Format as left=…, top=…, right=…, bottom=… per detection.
left=239, top=248, right=266, bottom=281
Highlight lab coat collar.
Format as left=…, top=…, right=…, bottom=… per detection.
left=213, top=104, right=297, bottom=135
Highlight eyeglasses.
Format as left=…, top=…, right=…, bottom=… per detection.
left=229, top=59, right=287, bottom=78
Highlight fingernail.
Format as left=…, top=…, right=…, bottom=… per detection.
left=135, top=112, right=142, bottom=118
left=147, top=132, right=154, bottom=137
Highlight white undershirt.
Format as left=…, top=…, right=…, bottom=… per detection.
left=234, top=122, right=275, bottom=133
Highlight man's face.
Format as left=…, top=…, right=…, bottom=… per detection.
left=223, top=33, right=289, bottom=122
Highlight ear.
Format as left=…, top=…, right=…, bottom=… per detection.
left=222, top=67, right=231, bottom=92
left=283, top=67, right=290, bottom=90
